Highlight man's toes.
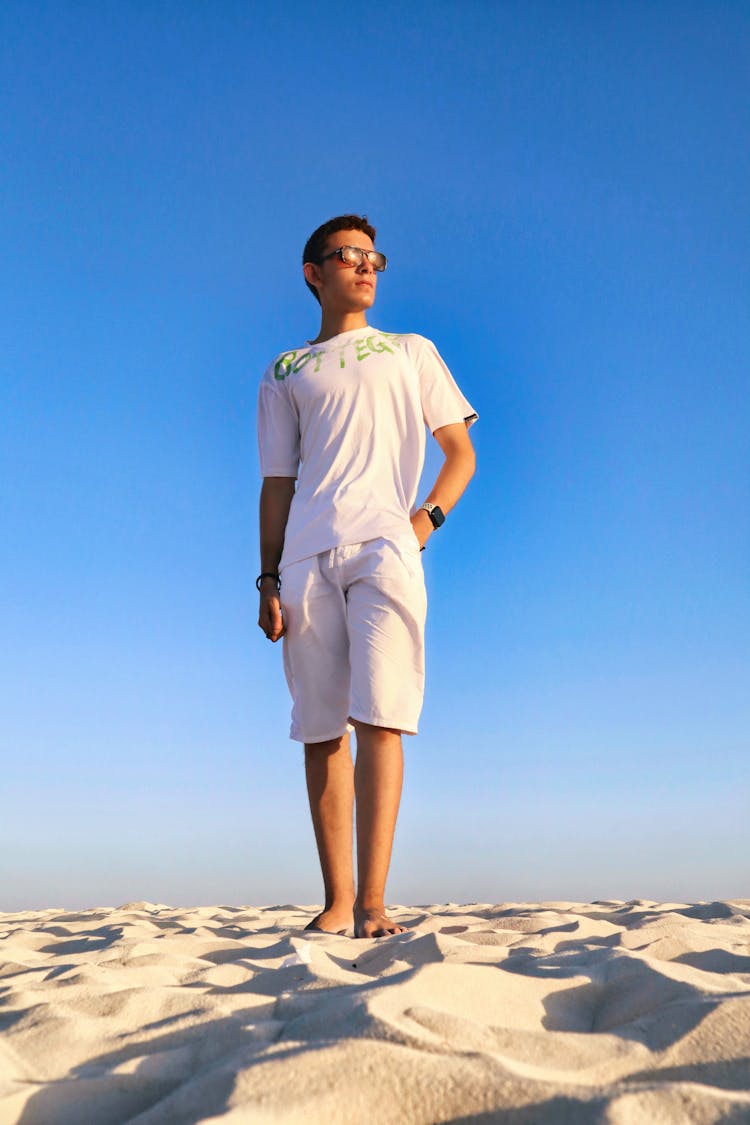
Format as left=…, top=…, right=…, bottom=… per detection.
left=378, top=922, right=405, bottom=936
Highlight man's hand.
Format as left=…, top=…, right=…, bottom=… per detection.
left=410, top=508, right=434, bottom=550
left=258, top=578, right=285, bottom=642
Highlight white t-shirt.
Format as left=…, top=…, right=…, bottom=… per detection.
left=257, top=326, right=478, bottom=569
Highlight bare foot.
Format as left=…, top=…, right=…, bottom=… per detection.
left=304, top=907, right=353, bottom=935
left=354, top=906, right=408, bottom=939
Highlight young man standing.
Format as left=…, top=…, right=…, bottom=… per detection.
left=257, top=215, right=477, bottom=939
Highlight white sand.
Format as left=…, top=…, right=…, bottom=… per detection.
left=1, top=900, right=749, bottom=1123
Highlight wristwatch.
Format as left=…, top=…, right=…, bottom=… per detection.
left=420, top=502, right=445, bottom=529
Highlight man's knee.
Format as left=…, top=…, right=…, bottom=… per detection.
left=304, top=732, right=349, bottom=757
left=349, top=718, right=403, bottom=738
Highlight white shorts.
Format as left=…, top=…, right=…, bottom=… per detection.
left=278, top=534, right=428, bottom=743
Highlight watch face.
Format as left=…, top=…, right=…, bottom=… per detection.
left=429, top=505, right=445, bottom=528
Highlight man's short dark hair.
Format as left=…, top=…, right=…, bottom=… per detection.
left=302, top=214, right=377, bottom=303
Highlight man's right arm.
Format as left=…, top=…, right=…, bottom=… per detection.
left=258, top=476, right=296, bottom=642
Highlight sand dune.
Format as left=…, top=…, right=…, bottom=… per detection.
left=1, top=900, right=749, bottom=1123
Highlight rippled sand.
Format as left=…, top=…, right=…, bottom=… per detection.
left=2, top=899, right=750, bottom=1123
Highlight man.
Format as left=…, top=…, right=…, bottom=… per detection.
left=257, top=215, right=477, bottom=939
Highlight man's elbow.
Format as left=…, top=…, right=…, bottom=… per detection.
left=457, top=443, right=476, bottom=480
left=466, top=444, right=477, bottom=478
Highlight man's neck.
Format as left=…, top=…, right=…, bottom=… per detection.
left=309, top=309, right=369, bottom=345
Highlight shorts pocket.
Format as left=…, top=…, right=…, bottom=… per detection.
left=388, top=533, right=424, bottom=583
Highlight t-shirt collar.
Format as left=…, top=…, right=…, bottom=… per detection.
left=305, top=325, right=376, bottom=348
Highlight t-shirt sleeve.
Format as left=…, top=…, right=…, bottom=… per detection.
left=415, top=338, right=479, bottom=434
left=257, top=370, right=300, bottom=477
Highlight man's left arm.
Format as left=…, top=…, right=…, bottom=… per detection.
left=411, top=420, right=476, bottom=549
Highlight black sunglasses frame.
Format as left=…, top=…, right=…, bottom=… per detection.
left=317, top=245, right=388, bottom=272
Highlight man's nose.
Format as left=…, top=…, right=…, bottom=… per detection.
left=356, top=254, right=375, bottom=273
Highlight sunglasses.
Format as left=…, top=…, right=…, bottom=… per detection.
left=318, top=245, right=388, bottom=272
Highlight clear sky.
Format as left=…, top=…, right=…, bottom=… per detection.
left=1, top=2, right=748, bottom=911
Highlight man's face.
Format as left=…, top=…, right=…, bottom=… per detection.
left=305, top=229, right=379, bottom=312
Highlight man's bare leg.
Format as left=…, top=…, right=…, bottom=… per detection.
left=352, top=720, right=408, bottom=938
left=303, top=731, right=356, bottom=933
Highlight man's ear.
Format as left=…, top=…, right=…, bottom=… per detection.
left=303, top=261, right=323, bottom=296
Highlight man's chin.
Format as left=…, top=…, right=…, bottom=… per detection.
left=327, top=290, right=376, bottom=316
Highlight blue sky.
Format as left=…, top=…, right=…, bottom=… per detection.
left=1, top=2, right=748, bottom=910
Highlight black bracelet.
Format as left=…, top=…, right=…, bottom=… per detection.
left=256, top=572, right=280, bottom=591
